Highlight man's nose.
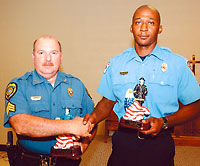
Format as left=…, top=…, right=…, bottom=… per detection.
left=45, top=52, right=51, bottom=62
left=141, top=23, right=148, bottom=31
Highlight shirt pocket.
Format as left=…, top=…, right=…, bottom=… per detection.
left=112, top=75, right=138, bottom=99
left=148, top=75, right=176, bottom=103
left=149, top=74, right=175, bottom=86
left=61, top=100, right=83, bottom=118
left=112, top=74, right=137, bottom=85
left=29, top=101, right=50, bottom=118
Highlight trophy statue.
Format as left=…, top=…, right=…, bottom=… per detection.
left=51, top=109, right=82, bottom=159
left=120, top=77, right=150, bottom=130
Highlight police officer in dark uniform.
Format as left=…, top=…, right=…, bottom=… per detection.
left=4, top=35, right=95, bottom=166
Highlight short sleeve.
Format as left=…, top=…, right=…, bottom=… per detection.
left=4, top=80, right=30, bottom=128
left=177, top=60, right=200, bottom=105
left=81, top=85, right=94, bottom=116
left=97, top=61, right=116, bottom=101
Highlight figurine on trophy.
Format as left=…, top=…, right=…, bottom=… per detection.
left=51, top=109, right=82, bottom=159
left=120, top=77, right=150, bottom=130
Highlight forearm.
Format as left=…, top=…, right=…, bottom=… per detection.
left=166, top=99, right=200, bottom=127
left=9, top=114, right=72, bottom=137
left=9, top=114, right=91, bottom=138
left=90, top=97, right=115, bottom=125
left=80, top=125, right=97, bottom=153
left=141, top=99, right=200, bottom=136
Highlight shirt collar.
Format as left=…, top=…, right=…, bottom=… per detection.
left=32, top=70, right=68, bottom=85
left=128, top=45, right=164, bottom=62
left=55, top=71, right=68, bottom=85
left=32, top=70, right=46, bottom=85
left=150, top=45, right=164, bottom=61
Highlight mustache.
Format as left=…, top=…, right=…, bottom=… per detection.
left=42, top=62, right=54, bottom=66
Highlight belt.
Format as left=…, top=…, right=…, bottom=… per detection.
left=118, top=125, right=174, bottom=140
left=17, top=143, right=56, bottom=166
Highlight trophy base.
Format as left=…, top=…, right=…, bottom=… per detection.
left=120, top=117, right=150, bottom=130
left=51, top=145, right=82, bottom=159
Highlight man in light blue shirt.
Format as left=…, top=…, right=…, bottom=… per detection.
left=84, top=5, right=200, bottom=166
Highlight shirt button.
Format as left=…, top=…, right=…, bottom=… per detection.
left=53, top=102, right=55, bottom=106
left=161, top=81, right=164, bottom=85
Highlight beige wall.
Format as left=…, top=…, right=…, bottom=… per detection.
left=0, top=0, right=200, bottom=144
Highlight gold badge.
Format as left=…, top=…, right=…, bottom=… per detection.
left=5, top=82, right=17, bottom=100
left=68, top=88, right=73, bottom=97
left=161, top=63, right=168, bottom=72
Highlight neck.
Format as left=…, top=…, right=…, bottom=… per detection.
left=135, top=43, right=156, bottom=57
left=47, top=74, right=57, bottom=85
left=35, top=69, right=58, bottom=85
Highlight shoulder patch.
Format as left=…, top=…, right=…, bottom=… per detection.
left=186, top=60, right=194, bottom=74
left=5, top=82, right=18, bottom=101
left=104, top=63, right=110, bottom=74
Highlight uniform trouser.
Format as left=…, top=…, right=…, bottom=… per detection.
left=107, top=127, right=175, bottom=166
left=14, top=144, right=81, bottom=166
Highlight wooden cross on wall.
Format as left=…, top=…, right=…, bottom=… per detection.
left=187, top=55, right=200, bottom=75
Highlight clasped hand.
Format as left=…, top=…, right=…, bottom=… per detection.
left=140, top=117, right=164, bottom=136
left=70, top=117, right=94, bottom=137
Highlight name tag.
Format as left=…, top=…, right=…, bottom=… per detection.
left=31, top=96, right=41, bottom=101
left=120, top=71, right=128, bottom=75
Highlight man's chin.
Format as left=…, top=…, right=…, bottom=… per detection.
left=39, top=71, right=57, bottom=79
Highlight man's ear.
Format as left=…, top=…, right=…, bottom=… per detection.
left=130, top=25, right=133, bottom=33
left=158, top=25, right=163, bottom=34
left=60, top=53, right=63, bottom=64
left=32, top=53, right=35, bottom=61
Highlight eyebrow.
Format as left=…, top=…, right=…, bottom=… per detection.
left=134, top=17, right=155, bottom=20
left=36, top=50, right=60, bottom=52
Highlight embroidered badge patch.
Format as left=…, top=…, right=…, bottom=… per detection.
left=104, top=63, right=110, bottom=73
left=186, top=60, right=193, bottom=73
left=5, top=82, right=17, bottom=100
left=5, top=82, right=17, bottom=116
left=6, top=102, right=16, bottom=116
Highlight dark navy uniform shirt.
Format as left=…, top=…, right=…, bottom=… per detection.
left=4, top=70, right=94, bottom=154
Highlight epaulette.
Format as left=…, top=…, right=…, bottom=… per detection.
left=123, top=47, right=133, bottom=53
left=19, top=72, right=33, bottom=80
left=160, top=46, right=172, bottom=52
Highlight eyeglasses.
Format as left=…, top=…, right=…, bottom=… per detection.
left=36, top=50, right=61, bottom=56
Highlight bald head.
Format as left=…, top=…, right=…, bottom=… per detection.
left=33, top=35, right=62, bottom=52
left=32, top=35, right=63, bottom=84
left=133, top=5, right=161, bottom=25
left=130, top=5, right=163, bottom=53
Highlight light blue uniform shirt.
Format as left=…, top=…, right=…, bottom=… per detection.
left=4, top=70, right=94, bottom=154
left=97, top=45, right=200, bottom=120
